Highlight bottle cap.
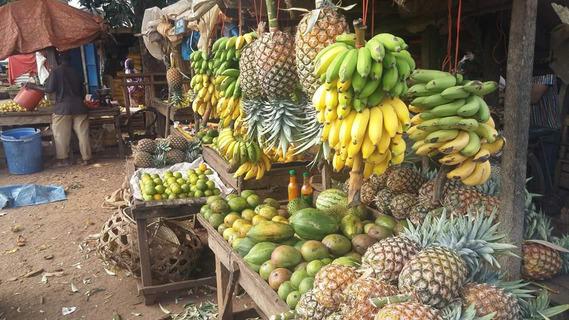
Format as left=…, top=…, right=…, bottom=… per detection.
left=289, top=169, right=296, bottom=175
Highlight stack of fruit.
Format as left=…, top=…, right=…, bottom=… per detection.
left=189, top=50, right=219, bottom=118
left=312, top=28, right=415, bottom=177
left=195, top=127, right=218, bottom=145
left=133, top=135, right=201, bottom=168
left=406, top=69, right=505, bottom=186
left=139, top=163, right=221, bottom=201
left=215, top=128, right=272, bottom=180
left=0, top=100, right=26, bottom=112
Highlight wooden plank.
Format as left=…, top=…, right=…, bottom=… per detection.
left=216, top=257, right=234, bottom=320
left=136, top=217, right=155, bottom=305
left=139, top=276, right=216, bottom=295
left=499, top=0, right=538, bottom=279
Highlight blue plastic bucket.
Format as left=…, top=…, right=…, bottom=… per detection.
left=1, top=128, right=43, bottom=174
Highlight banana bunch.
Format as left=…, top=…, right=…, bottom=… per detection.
left=406, top=69, right=505, bottom=186
left=325, top=97, right=411, bottom=178
left=190, top=51, right=219, bottom=118
left=0, top=101, right=26, bottom=112
left=265, top=146, right=303, bottom=163
left=312, top=32, right=415, bottom=118
left=215, top=128, right=271, bottom=180
left=210, top=33, right=257, bottom=128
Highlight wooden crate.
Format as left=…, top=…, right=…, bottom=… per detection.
left=197, top=214, right=289, bottom=319
left=202, top=146, right=312, bottom=200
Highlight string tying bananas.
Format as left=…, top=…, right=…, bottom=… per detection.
left=215, top=128, right=271, bottom=180
left=313, top=32, right=415, bottom=178
left=407, top=69, right=505, bottom=186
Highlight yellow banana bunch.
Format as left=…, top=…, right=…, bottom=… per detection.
left=407, top=69, right=503, bottom=185
left=233, top=154, right=272, bottom=180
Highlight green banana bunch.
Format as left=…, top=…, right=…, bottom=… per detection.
left=406, top=68, right=502, bottom=186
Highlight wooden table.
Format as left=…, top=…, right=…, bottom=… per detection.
left=151, top=98, right=194, bottom=137
left=197, top=214, right=289, bottom=320
left=0, top=107, right=125, bottom=157
left=129, top=198, right=216, bottom=305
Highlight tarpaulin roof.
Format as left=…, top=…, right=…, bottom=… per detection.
left=0, top=0, right=106, bottom=60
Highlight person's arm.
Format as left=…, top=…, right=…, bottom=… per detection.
left=531, top=83, right=549, bottom=104
left=24, top=82, right=47, bottom=93
left=44, top=72, right=57, bottom=94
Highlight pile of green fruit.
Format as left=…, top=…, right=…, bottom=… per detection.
left=139, top=163, right=221, bottom=201
left=198, top=188, right=408, bottom=310
left=196, top=127, right=219, bottom=145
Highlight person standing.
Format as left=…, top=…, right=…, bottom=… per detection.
left=124, top=58, right=145, bottom=107
left=44, top=53, right=92, bottom=166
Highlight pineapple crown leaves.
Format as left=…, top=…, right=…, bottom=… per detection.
left=258, top=99, right=310, bottom=156
left=467, top=266, right=535, bottom=301
left=292, top=103, right=323, bottom=156
left=286, top=1, right=356, bottom=35
left=523, top=207, right=553, bottom=241
left=441, top=302, right=496, bottom=320
left=519, top=290, right=569, bottom=320
left=401, top=212, right=450, bottom=248
left=242, top=99, right=266, bottom=142
left=553, top=234, right=569, bottom=274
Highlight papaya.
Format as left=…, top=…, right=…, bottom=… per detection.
left=244, top=242, right=279, bottom=265
left=271, top=245, right=302, bottom=269
left=340, top=215, right=364, bottom=239
left=232, top=237, right=256, bottom=257
left=247, top=221, right=294, bottom=242
left=289, top=208, right=339, bottom=240
left=321, top=234, right=352, bottom=257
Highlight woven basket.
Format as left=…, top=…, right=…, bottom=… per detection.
left=97, top=208, right=203, bottom=283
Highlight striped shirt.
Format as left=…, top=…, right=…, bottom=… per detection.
left=530, top=74, right=560, bottom=129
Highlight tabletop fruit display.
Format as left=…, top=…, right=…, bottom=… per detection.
left=196, top=127, right=218, bottom=145
left=0, top=100, right=26, bottom=112
left=133, top=135, right=201, bottom=168
left=406, top=69, right=505, bottom=186
left=139, top=163, right=221, bottom=201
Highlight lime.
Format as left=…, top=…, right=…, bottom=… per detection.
left=188, top=175, right=198, bottom=185
left=143, top=185, right=156, bottom=195
left=168, top=194, right=177, bottom=200
left=195, top=168, right=203, bottom=175
left=170, top=184, right=181, bottom=194
left=164, top=188, right=171, bottom=195
left=164, top=171, right=173, bottom=177
left=213, top=189, right=221, bottom=195
left=187, top=169, right=196, bottom=176
left=153, top=178, right=163, bottom=185
left=206, top=180, right=215, bottom=190
left=198, top=174, right=207, bottom=180
left=142, top=194, right=153, bottom=201
left=150, top=173, right=159, bottom=179
left=204, top=190, right=213, bottom=196
left=141, top=173, right=151, bottom=180
left=181, top=184, right=190, bottom=192
left=194, top=190, right=204, bottom=198
left=196, top=180, right=207, bottom=191
left=173, top=172, right=182, bottom=178
left=190, top=185, right=197, bottom=193
left=153, top=194, right=162, bottom=201
left=204, top=169, right=213, bottom=175
left=154, top=185, right=165, bottom=194
left=167, top=177, right=177, bottom=184
left=198, top=163, right=207, bottom=172
left=176, top=178, right=186, bottom=185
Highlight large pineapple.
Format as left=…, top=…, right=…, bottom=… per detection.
left=340, top=276, right=399, bottom=320
left=137, top=138, right=156, bottom=154
left=134, top=151, right=154, bottom=168
left=374, top=189, right=395, bottom=215
left=167, top=53, right=184, bottom=105
left=360, top=179, right=378, bottom=205
left=374, top=301, right=442, bottom=320
left=166, top=149, right=186, bottom=165
left=460, top=282, right=520, bottom=320
left=397, top=213, right=516, bottom=309
left=389, top=193, right=417, bottom=219
left=166, top=135, right=189, bottom=151
left=409, top=205, right=431, bottom=225
left=295, top=1, right=348, bottom=96
left=361, top=236, right=420, bottom=283
left=313, top=264, right=358, bottom=309
left=254, top=0, right=298, bottom=100
left=441, top=188, right=500, bottom=217
left=239, top=42, right=263, bottom=100
left=386, top=167, right=426, bottom=194
left=295, top=289, right=335, bottom=320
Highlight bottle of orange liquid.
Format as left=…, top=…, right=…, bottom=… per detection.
left=288, top=170, right=299, bottom=201
left=301, top=172, right=314, bottom=205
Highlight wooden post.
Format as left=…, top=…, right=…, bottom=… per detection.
left=499, top=0, right=538, bottom=279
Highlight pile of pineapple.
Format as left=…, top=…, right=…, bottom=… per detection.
left=132, top=135, right=201, bottom=168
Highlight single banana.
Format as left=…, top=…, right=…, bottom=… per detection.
left=380, top=102, right=399, bottom=138
left=325, top=88, right=339, bottom=110
left=377, top=128, right=391, bottom=153
left=481, top=136, right=505, bottom=155
left=326, top=50, right=350, bottom=83
left=361, top=134, right=376, bottom=159
left=339, top=111, right=357, bottom=146
left=358, top=78, right=381, bottom=99
left=410, top=69, right=453, bottom=83
left=408, top=126, right=429, bottom=141
left=368, top=106, right=384, bottom=145
left=459, top=131, right=481, bottom=157
left=441, top=86, right=470, bottom=99
left=425, top=129, right=460, bottom=143
left=370, top=61, right=384, bottom=80
left=439, top=152, right=469, bottom=165
left=386, top=97, right=411, bottom=127
left=328, top=119, right=341, bottom=147
left=312, top=85, right=327, bottom=111
left=366, top=39, right=386, bottom=62
left=363, top=161, right=374, bottom=179
left=391, top=151, right=405, bottom=165
left=407, top=83, right=432, bottom=97
left=429, top=99, right=467, bottom=117
left=351, top=72, right=367, bottom=94
left=438, top=130, right=470, bottom=154
left=415, top=142, right=443, bottom=156
left=338, top=80, right=351, bottom=92
left=356, top=47, right=372, bottom=78
left=473, top=148, right=491, bottom=162
left=390, top=134, right=406, bottom=156
left=381, top=66, right=399, bottom=91
left=314, top=46, right=349, bottom=76
left=447, top=159, right=477, bottom=180
left=461, top=160, right=491, bottom=186
left=338, top=48, right=359, bottom=82
left=456, top=95, right=481, bottom=117
left=474, top=123, right=498, bottom=143
left=373, top=33, right=404, bottom=52
left=410, top=114, right=424, bottom=125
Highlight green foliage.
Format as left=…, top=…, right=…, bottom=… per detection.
left=78, top=0, right=177, bottom=29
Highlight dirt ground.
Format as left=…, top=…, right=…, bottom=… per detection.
left=0, top=158, right=218, bottom=320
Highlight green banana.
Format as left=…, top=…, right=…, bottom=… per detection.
left=315, top=43, right=350, bottom=63
left=407, top=84, right=432, bottom=97
left=390, top=80, right=404, bottom=97
left=326, top=50, right=349, bottom=83
left=395, top=57, right=411, bottom=80
left=367, top=88, right=385, bottom=106
left=474, top=96, right=491, bottom=122
left=232, top=141, right=241, bottom=163
left=353, top=98, right=366, bottom=112
left=383, top=52, right=396, bottom=69
left=455, top=73, right=464, bottom=84
left=221, top=68, right=239, bottom=77
left=410, top=69, right=453, bottom=83
left=239, top=142, right=248, bottom=162
left=372, top=33, right=404, bottom=52
left=392, top=50, right=416, bottom=70
left=429, top=99, right=466, bottom=117
left=225, top=81, right=236, bottom=97
left=370, top=61, right=383, bottom=80
left=220, top=76, right=236, bottom=91
left=419, top=111, right=437, bottom=120
left=338, top=48, right=358, bottom=82
left=201, top=51, right=208, bottom=60
left=382, top=67, right=399, bottom=91
left=352, top=72, right=367, bottom=94
left=425, top=129, right=460, bottom=143
left=419, top=94, right=452, bottom=108
left=409, top=128, right=429, bottom=140
left=401, top=81, right=409, bottom=96
left=425, top=75, right=457, bottom=92
left=226, top=48, right=235, bottom=61
left=233, top=79, right=241, bottom=98
left=395, top=36, right=408, bottom=49
left=462, top=80, right=484, bottom=94
left=465, top=81, right=498, bottom=96
left=456, top=95, right=481, bottom=117
left=441, top=86, right=470, bottom=99
left=411, top=96, right=427, bottom=107
left=417, top=118, right=442, bottom=132
left=455, top=118, right=480, bottom=131
left=246, top=142, right=256, bottom=163
left=366, top=39, right=386, bottom=62
left=359, top=78, right=381, bottom=99
left=474, top=123, right=498, bottom=143
left=356, top=47, right=372, bottom=78
left=225, top=37, right=237, bottom=50
left=460, top=131, right=481, bottom=157
left=336, top=33, right=356, bottom=46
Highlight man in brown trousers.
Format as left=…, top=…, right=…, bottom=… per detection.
left=44, top=53, right=92, bottom=167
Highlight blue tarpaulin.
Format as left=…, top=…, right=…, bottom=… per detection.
left=0, top=184, right=66, bottom=209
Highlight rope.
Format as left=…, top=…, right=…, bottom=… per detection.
left=453, top=0, right=463, bottom=72
left=277, top=0, right=281, bottom=22
left=362, top=0, right=369, bottom=25
left=371, top=0, right=375, bottom=35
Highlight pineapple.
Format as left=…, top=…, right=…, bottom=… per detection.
left=460, top=282, right=520, bottom=320
left=386, top=167, right=426, bottom=194
left=295, top=289, right=335, bottom=320
left=167, top=135, right=189, bottom=151
left=409, top=205, right=430, bottom=225
left=295, top=2, right=348, bottom=96
left=374, top=301, right=442, bottom=320
left=389, top=193, right=417, bottom=219
left=137, top=138, right=156, bottom=154
left=166, top=149, right=186, bottom=165
left=441, top=188, right=500, bottom=217
left=167, top=54, right=183, bottom=91
left=360, top=179, right=378, bottom=206
left=325, top=313, right=344, bottom=320
left=313, top=264, right=358, bottom=309
left=397, top=213, right=516, bottom=309
left=340, top=276, right=399, bottom=320
left=369, top=173, right=388, bottom=191
left=521, top=242, right=562, bottom=280
left=374, top=189, right=395, bottom=215
left=133, top=151, right=154, bottom=168
left=254, top=0, right=298, bottom=100
left=361, top=236, right=420, bottom=283
left=239, top=42, right=263, bottom=100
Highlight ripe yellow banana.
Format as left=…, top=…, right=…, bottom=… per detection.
left=380, top=103, right=399, bottom=138
left=347, top=141, right=363, bottom=158
left=482, top=137, right=505, bottom=155
left=314, top=46, right=349, bottom=76
left=377, top=128, right=391, bottom=153
left=351, top=108, right=370, bottom=146
left=439, top=152, right=469, bottom=165
left=234, top=162, right=252, bottom=177
left=363, top=161, right=374, bottom=179
left=317, top=110, right=325, bottom=123
left=339, top=111, right=357, bottom=147
left=447, top=159, right=477, bottom=180
left=368, top=149, right=389, bottom=164
left=408, top=105, right=425, bottom=113
left=328, top=119, right=341, bottom=147
left=386, top=97, right=411, bottom=128
left=486, top=117, right=496, bottom=128
left=415, top=142, right=443, bottom=156
left=361, top=134, right=376, bottom=159
left=368, top=106, right=384, bottom=146
left=390, top=134, right=406, bottom=156
left=391, top=151, right=404, bottom=165
left=312, top=85, right=327, bottom=111
left=325, top=107, right=338, bottom=123
left=333, top=151, right=345, bottom=172
left=345, top=155, right=354, bottom=168
left=410, top=114, right=423, bottom=126
left=337, top=104, right=352, bottom=120
left=373, top=151, right=391, bottom=175
left=322, top=122, right=332, bottom=142
left=325, top=88, right=339, bottom=110
left=256, top=162, right=265, bottom=180
left=244, top=165, right=258, bottom=180
left=438, top=130, right=470, bottom=154
left=462, top=160, right=491, bottom=186
left=338, top=80, right=351, bottom=92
